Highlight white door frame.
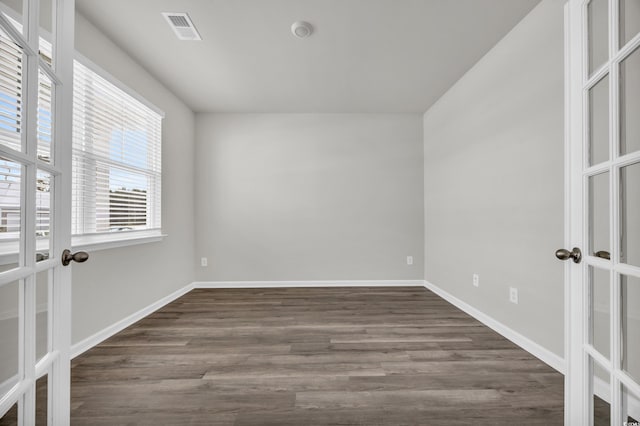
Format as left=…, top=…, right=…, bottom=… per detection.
left=0, top=0, right=75, bottom=424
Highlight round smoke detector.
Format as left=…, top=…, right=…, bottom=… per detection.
left=291, top=21, right=313, bottom=38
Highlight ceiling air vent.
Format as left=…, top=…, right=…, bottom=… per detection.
left=162, top=12, right=202, bottom=41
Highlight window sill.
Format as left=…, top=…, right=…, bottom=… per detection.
left=72, top=230, right=166, bottom=252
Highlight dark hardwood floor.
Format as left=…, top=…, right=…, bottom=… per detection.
left=3, top=287, right=565, bottom=425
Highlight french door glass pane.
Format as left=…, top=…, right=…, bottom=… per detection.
left=36, top=170, right=52, bottom=262
left=35, top=270, right=48, bottom=362
left=39, top=0, right=53, bottom=61
left=620, top=46, right=640, bottom=156
left=0, top=158, right=22, bottom=267
left=0, top=262, right=17, bottom=273
left=620, top=0, right=640, bottom=47
left=621, top=162, right=640, bottom=267
left=0, top=280, right=20, bottom=398
left=622, top=274, right=640, bottom=382
left=589, top=0, right=609, bottom=75
left=622, top=383, right=640, bottom=423
left=0, top=402, right=17, bottom=425
left=592, top=358, right=611, bottom=425
left=37, top=70, right=53, bottom=163
left=590, top=266, right=611, bottom=359
left=0, top=27, right=23, bottom=153
left=0, top=0, right=23, bottom=34
left=589, top=172, right=610, bottom=256
left=589, top=75, right=610, bottom=165
left=35, top=374, right=47, bottom=425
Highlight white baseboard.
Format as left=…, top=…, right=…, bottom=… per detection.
left=70, top=283, right=194, bottom=359
left=193, top=280, right=425, bottom=289
left=423, top=280, right=567, bottom=374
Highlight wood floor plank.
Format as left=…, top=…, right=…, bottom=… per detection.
left=294, top=389, right=503, bottom=409
left=61, top=286, right=564, bottom=425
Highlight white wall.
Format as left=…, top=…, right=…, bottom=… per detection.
left=422, top=0, right=565, bottom=356
left=71, top=14, right=196, bottom=345
left=195, top=113, right=424, bottom=282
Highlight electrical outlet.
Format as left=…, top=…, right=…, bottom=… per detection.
left=201, top=257, right=208, bottom=267
left=406, top=256, right=413, bottom=265
left=472, top=274, right=479, bottom=287
left=509, top=287, right=518, bottom=304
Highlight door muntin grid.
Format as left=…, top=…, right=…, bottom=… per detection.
left=0, top=0, right=66, bottom=424
left=582, top=0, right=640, bottom=424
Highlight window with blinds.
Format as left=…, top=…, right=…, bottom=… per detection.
left=0, top=13, right=162, bottom=245
left=72, top=60, right=162, bottom=236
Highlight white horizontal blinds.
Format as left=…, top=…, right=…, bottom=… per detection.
left=72, top=60, right=162, bottom=235
left=37, top=69, right=52, bottom=162
left=0, top=25, right=23, bottom=153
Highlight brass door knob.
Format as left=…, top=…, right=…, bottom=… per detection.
left=61, top=249, right=89, bottom=266
left=555, top=247, right=582, bottom=264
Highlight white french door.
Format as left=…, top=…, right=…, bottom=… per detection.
left=0, top=0, right=75, bottom=424
left=565, top=0, right=640, bottom=424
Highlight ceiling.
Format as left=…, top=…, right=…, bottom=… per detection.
left=75, top=0, right=541, bottom=113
